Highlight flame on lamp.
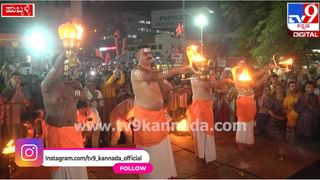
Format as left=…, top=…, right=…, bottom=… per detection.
left=58, top=23, right=83, bottom=50
left=58, top=23, right=77, bottom=40
left=278, top=58, right=293, bottom=72
left=176, top=119, right=189, bottom=132
left=186, top=45, right=206, bottom=67
left=74, top=24, right=84, bottom=40
left=239, top=68, right=252, bottom=81
left=2, top=139, right=15, bottom=155
left=278, top=58, right=293, bottom=65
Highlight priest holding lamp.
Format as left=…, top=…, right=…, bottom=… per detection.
left=41, top=22, right=88, bottom=179
left=187, top=45, right=222, bottom=163
left=131, top=47, right=190, bottom=178
left=232, top=60, right=272, bottom=151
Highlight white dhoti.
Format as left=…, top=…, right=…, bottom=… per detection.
left=235, top=121, right=254, bottom=144
left=137, top=136, right=177, bottom=179
left=193, top=131, right=216, bottom=163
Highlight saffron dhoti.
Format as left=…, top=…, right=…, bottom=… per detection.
left=235, top=95, right=256, bottom=144
left=46, top=125, right=88, bottom=179
left=190, top=100, right=216, bottom=163
left=133, top=105, right=177, bottom=178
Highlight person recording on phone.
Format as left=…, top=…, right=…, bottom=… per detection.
left=41, top=53, right=88, bottom=179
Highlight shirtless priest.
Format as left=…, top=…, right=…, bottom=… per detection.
left=131, top=47, right=189, bottom=178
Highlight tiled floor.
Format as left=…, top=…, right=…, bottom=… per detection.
left=10, top=132, right=320, bottom=179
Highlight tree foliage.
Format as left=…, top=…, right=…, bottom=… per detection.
left=221, top=2, right=318, bottom=65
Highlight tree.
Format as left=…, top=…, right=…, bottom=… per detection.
left=251, top=2, right=310, bottom=65
left=221, top=2, right=272, bottom=61
left=221, top=2, right=319, bottom=66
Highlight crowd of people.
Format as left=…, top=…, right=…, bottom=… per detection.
left=213, top=65, right=320, bottom=145
left=0, top=46, right=320, bottom=178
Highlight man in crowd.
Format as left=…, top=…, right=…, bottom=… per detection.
left=2, top=72, right=30, bottom=140
left=131, top=47, right=189, bottom=178
left=41, top=53, right=88, bottom=178
left=85, top=78, right=104, bottom=114
left=283, top=81, right=300, bottom=144
left=101, top=66, right=125, bottom=146
left=77, top=101, right=101, bottom=148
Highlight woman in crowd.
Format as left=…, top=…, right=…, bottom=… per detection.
left=295, top=81, right=320, bottom=142
left=268, top=84, right=286, bottom=141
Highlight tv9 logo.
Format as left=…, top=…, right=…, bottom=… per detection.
left=287, top=2, right=320, bottom=37
left=15, top=138, right=43, bottom=167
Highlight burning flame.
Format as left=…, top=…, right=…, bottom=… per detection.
left=186, top=45, right=206, bottom=67
left=74, top=24, right=84, bottom=40
left=278, top=58, right=293, bottom=65
left=2, top=139, right=15, bottom=155
left=239, top=68, right=252, bottom=81
left=177, top=119, right=189, bottom=132
left=278, top=58, right=293, bottom=72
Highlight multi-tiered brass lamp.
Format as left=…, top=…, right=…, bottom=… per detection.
left=58, top=22, right=83, bottom=78
left=186, top=45, right=209, bottom=79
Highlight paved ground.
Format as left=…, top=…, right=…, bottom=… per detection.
left=10, top=131, right=320, bottom=179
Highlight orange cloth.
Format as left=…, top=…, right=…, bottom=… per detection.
left=190, top=100, right=214, bottom=135
left=46, top=125, right=84, bottom=171
left=236, top=96, right=256, bottom=122
left=133, top=105, right=168, bottom=147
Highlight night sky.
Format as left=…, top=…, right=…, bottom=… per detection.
left=0, top=1, right=223, bottom=33
left=82, top=1, right=223, bottom=33
left=84, top=1, right=219, bottom=12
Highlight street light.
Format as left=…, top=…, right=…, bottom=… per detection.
left=24, top=27, right=53, bottom=55
left=194, top=14, right=208, bottom=55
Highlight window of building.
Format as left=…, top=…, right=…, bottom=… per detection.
left=151, top=45, right=157, bottom=50
left=159, top=44, right=163, bottom=49
left=128, top=35, right=132, bottom=38
left=132, top=35, right=137, bottom=38
left=139, top=20, right=145, bottom=24
left=146, top=21, right=151, bottom=24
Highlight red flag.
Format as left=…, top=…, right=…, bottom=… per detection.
left=95, top=49, right=103, bottom=59
left=114, top=29, right=120, bottom=39
left=176, top=24, right=184, bottom=37
left=105, top=51, right=111, bottom=64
